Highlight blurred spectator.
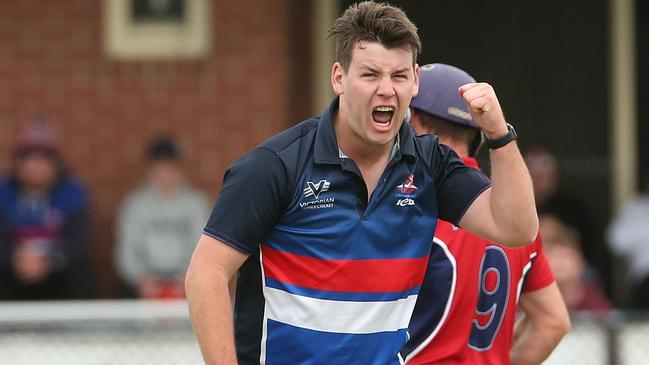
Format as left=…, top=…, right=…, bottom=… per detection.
left=541, top=213, right=612, bottom=313
left=0, top=121, right=95, bottom=300
left=524, top=144, right=610, bottom=289
left=115, top=136, right=209, bottom=299
left=607, top=167, right=649, bottom=308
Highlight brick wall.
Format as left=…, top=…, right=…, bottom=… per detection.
left=0, top=0, right=313, bottom=297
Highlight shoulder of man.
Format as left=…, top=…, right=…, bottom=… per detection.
left=242, top=116, right=322, bottom=189
left=0, top=175, right=89, bottom=210
left=412, top=131, right=440, bottom=158
left=0, top=177, right=17, bottom=207
left=412, top=131, right=461, bottom=171
left=258, top=116, right=320, bottom=155
left=0, top=176, right=14, bottom=194
left=119, top=185, right=154, bottom=213
left=52, top=175, right=90, bottom=209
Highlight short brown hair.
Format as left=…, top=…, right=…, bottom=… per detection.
left=414, top=109, right=482, bottom=156
left=328, top=2, right=422, bottom=70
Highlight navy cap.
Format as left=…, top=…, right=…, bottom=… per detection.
left=411, top=63, right=478, bottom=128
left=147, top=136, right=180, bottom=161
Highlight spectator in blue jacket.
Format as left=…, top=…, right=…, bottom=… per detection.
left=0, top=121, right=95, bottom=300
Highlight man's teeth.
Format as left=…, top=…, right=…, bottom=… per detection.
left=374, top=106, right=394, bottom=112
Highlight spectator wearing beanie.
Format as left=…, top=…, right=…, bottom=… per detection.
left=0, top=120, right=95, bottom=300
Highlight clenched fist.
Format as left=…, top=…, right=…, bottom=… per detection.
left=458, top=83, right=509, bottom=140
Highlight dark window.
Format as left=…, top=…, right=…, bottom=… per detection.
left=131, top=0, right=185, bottom=23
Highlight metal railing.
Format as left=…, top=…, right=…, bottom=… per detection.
left=544, top=311, right=649, bottom=365
left=0, top=300, right=202, bottom=365
left=0, top=302, right=647, bottom=364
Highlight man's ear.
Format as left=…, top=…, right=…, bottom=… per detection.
left=331, top=62, right=345, bottom=95
left=412, top=63, right=420, bottom=97
left=408, top=109, right=424, bottom=136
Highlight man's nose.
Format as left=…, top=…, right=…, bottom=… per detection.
left=376, top=77, right=396, bottom=97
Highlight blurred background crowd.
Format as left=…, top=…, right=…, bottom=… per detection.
left=0, top=122, right=209, bottom=300
left=0, top=0, right=647, bottom=316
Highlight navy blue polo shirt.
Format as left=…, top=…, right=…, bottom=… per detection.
left=204, top=97, right=491, bottom=365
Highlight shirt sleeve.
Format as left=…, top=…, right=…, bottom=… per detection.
left=203, top=147, right=289, bottom=255
left=522, top=235, right=555, bottom=292
left=433, top=143, right=491, bottom=226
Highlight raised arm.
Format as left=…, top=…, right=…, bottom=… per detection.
left=510, top=282, right=571, bottom=365
left=185, top=234, right=249, bottom=365
left=457, top=83, right=538, bottom=246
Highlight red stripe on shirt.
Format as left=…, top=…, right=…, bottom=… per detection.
left=261, top=245, right=428, bottom=293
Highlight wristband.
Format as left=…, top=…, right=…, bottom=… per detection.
left=484, top=123, right=517, bottom=149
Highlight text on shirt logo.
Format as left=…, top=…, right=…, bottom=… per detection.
left=396, top=198, right=415, bottom=206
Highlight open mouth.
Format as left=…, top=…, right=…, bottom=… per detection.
left=372, top=106, right=394, bottom=125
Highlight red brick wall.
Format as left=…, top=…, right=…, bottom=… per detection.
left=0, top=0, right=312, bottom=297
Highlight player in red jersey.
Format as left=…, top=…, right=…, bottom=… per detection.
left=400, top=64, right=571, bottom=365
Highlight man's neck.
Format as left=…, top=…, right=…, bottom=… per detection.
left=20, top=184, right=52, bottom=197
left=152, top=182, right=179, bottom=199
left=333, top=112, right=395, bottom=166
left=333, top=112, right=395, bottom=199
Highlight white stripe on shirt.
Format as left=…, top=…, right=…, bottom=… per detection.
left=264, top=286, right=417, bottom=334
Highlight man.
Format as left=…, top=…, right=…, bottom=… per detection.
left=401, top=64, right=570, bottom=365
left=0, top=121, right=94, bottom=300
left=115, top=136, right=210, bottom=299
left=185, top=2, right=538, bottom=364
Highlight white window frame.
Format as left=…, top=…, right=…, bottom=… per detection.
left=103, top=0, right=212, bottom=59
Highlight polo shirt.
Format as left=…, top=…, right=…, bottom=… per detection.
left=204, top=97, right=491, bottom=365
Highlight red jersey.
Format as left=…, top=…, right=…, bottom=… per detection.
left=400, top=158, right=555, bottom=365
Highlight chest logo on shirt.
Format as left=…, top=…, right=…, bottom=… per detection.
left=396, top=174, right=417, bottom=195
left=395, top=174, right=417, bottom=207
left=304, top=180, right=330, bottom=199
left=300, top=180, right=335, bottom=209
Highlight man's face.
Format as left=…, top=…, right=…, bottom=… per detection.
left=149, top=160, right=181, bottom=192
left=332, top=41, right=419, bottom=148
left=525, top=151, right=560, bottom=202
left=16, top=152, right=58, bottom=190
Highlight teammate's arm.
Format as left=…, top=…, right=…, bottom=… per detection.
left=457, top=83, right=538, bottom=247
left=509, top=282, right=571, bottom=365
left=185, top=234, right=249, bottom=365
